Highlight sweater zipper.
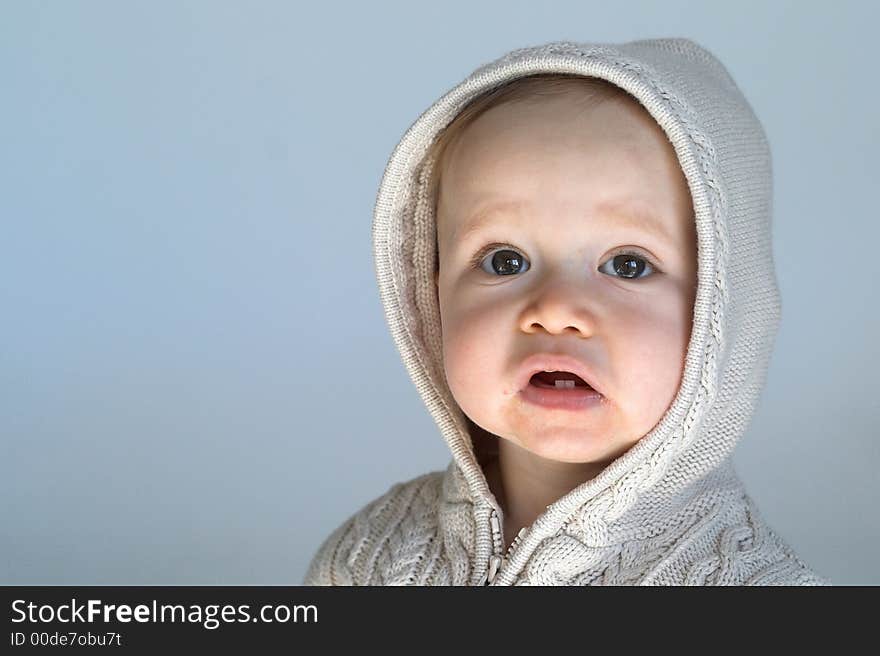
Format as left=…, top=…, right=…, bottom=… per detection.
left=484, top=509, right=528, bottom=585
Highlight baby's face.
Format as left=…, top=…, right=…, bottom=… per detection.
left=434, top=90, right=697, bottom=465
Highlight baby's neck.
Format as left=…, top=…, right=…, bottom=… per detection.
left=487, top=440, right=608, bottom=549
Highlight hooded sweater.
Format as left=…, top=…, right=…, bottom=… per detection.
left=303, top=37, right=830, bottom=586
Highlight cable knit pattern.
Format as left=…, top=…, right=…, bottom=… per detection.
left=304, top=37, right=829, bottom=586
left=304, top=462, right=827, bottom=585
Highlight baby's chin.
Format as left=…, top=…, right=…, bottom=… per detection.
left=505, top=426, right=624, bottom=465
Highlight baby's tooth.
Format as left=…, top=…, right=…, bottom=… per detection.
left=554, top=380, right=575, bottom=389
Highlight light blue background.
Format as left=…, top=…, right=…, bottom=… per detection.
left=2, top=1, right=877, bottom=585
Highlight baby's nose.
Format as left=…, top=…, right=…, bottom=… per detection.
left=519, top=276, right=597, bottom=336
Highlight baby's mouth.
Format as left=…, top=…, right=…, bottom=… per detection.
left=529, top=371, right=594, bottom=390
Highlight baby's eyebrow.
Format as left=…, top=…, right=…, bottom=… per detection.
left=452, top=198, right=676, bottom=247
left=452, top=199, right=528, bottom=244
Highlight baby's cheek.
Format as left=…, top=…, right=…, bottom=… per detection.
left=445, top=338, right=481, bottom=394
left=443, top=331, right=499, bottom=414
left=440, top=323, right=473, bottom=391
left=634, top=347, right=687, bottom=431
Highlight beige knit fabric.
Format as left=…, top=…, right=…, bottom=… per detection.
left=303, top=37, right=830, bottom=586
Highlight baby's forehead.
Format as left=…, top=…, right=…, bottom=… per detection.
left=434, top=88, right=694, bottom=241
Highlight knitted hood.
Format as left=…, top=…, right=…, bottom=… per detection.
left=357, top=37, right=825, bottom=585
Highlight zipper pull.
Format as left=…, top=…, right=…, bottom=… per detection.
left=486, top=554, right=504, bottom=584
left=485, top=510, right=504, bottom=585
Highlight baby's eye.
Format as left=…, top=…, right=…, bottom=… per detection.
left=475, top=247, right=530, bottom=276
left=599, top=252, right=656, bottom=280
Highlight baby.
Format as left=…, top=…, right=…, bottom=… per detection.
left=432, top=74, right=697, bottom=551
left=305, top=38, right=829, bottom=585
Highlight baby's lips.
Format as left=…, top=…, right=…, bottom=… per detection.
left=515, top=352, right=604, bottom=397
